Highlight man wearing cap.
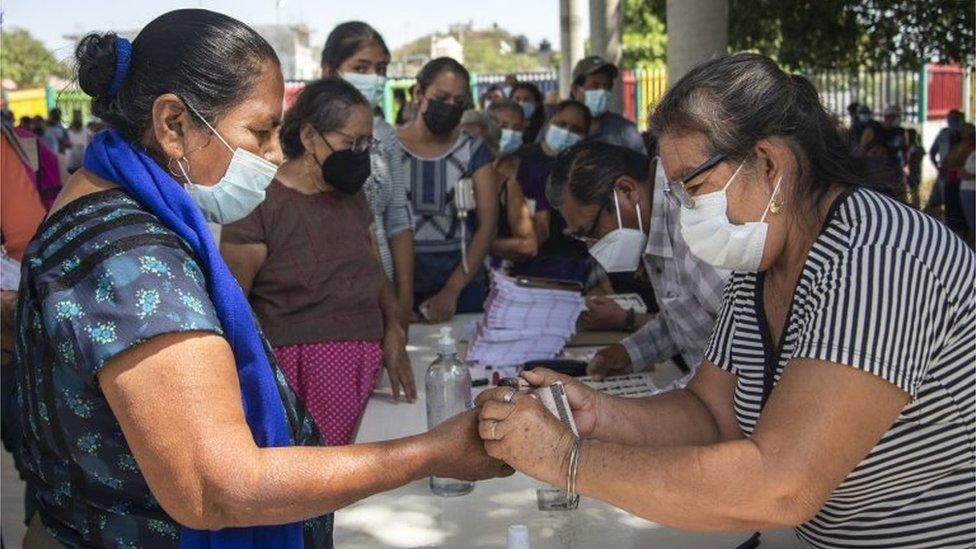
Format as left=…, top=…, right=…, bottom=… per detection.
left=571, top=55, right=646, bottom=156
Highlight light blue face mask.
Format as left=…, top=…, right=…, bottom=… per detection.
left=544, top=124, right=583, bottom=154
left=342, top=72, right=386, bottom=108
left=519, top=100, right=537, bottom=120
left=178, top=103, right=278, bottom=224
left=584, top=89, right=611, bottom=117
left=498, top=128, right=524, bottom=155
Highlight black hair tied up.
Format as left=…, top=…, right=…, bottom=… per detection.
left=321, top=21, right=390, bottom=72
left=74, top=9, right=280, bottom=143
left=416, top=57, right=471, bottom=95
left=279, top=78, right=369, bottom=159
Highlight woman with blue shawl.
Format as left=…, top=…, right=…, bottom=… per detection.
left=14, top=9, right=508, bottom=548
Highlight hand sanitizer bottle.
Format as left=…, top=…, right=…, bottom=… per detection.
left=425, top=326, right=475, bottom=496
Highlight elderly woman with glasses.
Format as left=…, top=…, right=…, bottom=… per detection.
left=476, top=54, right=974, bottom=548
left=222, top=78, right=417, bottom=447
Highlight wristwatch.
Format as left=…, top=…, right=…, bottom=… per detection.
left=624, top=308, right=636, bottom=332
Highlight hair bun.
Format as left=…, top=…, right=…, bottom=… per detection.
left=75, top=32, right=121, bottom=99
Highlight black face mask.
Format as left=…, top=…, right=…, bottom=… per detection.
left=318, top=135, right=371, bottom=194
left=422, top=99, right=464, bottom=135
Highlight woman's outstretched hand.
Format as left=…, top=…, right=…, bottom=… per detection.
left=426, top=409, right=515, bottom=481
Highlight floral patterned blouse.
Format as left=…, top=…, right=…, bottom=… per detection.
left=14, top=189, right=332, bottom=548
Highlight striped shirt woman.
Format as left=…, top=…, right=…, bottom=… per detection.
left=706, top=187, right=974, bottom=546
left=470, top=53, right=974, bottom=549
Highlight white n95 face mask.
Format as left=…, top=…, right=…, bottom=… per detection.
left=678, top=162, right=781, bottom=272
left=179, top=102, right=278, bottom=224
left=588, top=190, right=648, bottom=273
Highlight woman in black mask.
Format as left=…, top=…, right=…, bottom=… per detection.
left=221, top=78, right=418, bottom=446
left=394, top=57, right=500, bottom=322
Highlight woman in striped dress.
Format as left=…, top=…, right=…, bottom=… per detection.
left=475, top=53, right=974, bottom=548
left=320, top=22, right=414, bottom=328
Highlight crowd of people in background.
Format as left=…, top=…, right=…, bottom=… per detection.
left=847, top=101, right=976, bottom=240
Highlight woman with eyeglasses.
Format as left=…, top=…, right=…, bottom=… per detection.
left=393, top=57, right=499, bottom=323
left=476, top=54, right=974, bottom=548
left=320, top=22, right=415, bottom=333
left=222, top=78, right=417, bottom=447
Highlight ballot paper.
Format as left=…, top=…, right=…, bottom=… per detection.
left=579, top=372, right=660, bottom=398
left=466, top=272, right=585, bottom=367
left=606, top=293, right=648, bottom=314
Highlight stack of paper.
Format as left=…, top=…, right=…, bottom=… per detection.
left=466, top=272, right=585, bottom=367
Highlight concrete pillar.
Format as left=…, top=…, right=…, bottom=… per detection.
left=666, top=0, right=728, bottom=84
left=559, top=0, right=585, bottom=98
left=590, top=0, right=624, bottom=110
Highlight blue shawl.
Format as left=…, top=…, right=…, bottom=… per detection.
left=84, top=129, right=302, bottom=548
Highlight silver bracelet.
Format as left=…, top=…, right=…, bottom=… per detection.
left=566, top=436, right=583, bottom=498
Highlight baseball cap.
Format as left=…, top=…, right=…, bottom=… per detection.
left=572, top=55, right=618, bottom=82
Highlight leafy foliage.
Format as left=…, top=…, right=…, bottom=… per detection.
left=1, top=28, right=70, bottom=87
left=626, top=0, right=974, bottom=70
left=622, top=0, right=667, bottom=69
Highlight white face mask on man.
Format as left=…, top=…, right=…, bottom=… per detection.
left=678, top=162, right=782, bottom=272
left=588, top=190, right=648, bottom=273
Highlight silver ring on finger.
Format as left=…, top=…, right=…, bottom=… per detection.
left=502, top=388, right=517, bottom=403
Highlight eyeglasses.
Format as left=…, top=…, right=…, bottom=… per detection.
left=323, top=130, right=378, bottom=154
left=662, top=153, right=726, bottom=209
left=568, top=197, right=609, bottom=244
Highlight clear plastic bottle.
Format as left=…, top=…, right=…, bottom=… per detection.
left=425, top=326, right=475, bottom=496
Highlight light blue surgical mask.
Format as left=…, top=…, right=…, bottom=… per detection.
left=342, top=72, right=386, bottom=108
left=498, top=128, right=523, bottom=155
left=519, top=100, right=537, bottom=120
left=584, top=89, right=611, bottom=117
left=178, top=102, right=278, bottom=224
left=544, top=125, right=582, bottom=154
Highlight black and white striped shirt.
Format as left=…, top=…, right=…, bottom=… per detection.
left=705, top=188, right=975, bottom=548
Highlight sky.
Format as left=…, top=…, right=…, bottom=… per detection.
left=2, top=0, right=587, bottom=62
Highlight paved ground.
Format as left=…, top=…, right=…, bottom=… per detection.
left=2, top=446, right=28, bottom=547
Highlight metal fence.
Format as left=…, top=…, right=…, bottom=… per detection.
left=6, top=65, right=970, bottom=131
left=622, top=68, right=668, bottom=130
left=803, top=68, right=924, bottom=123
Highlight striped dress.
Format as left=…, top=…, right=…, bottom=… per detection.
left=705, top=188, right=975, bottom=548
left=363, top=116, right=412, bottom=280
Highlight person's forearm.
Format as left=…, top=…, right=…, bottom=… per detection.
left=591, top=388, right=723, bottom=447
left=378, top=277, right=401, bottom=334
left=443, top=224, right=495, bottom=294
left=489, top=236, right=537, bottom=261
left=573, top=438, right=810, bottom=531
left=389, top=230, right=414, bottom=320
left=621, top=316, right=678, bottom=370
left=207, top=435, right=433, bottom=528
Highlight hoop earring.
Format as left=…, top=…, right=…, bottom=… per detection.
left=167, top=156, right=190, bottom=182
